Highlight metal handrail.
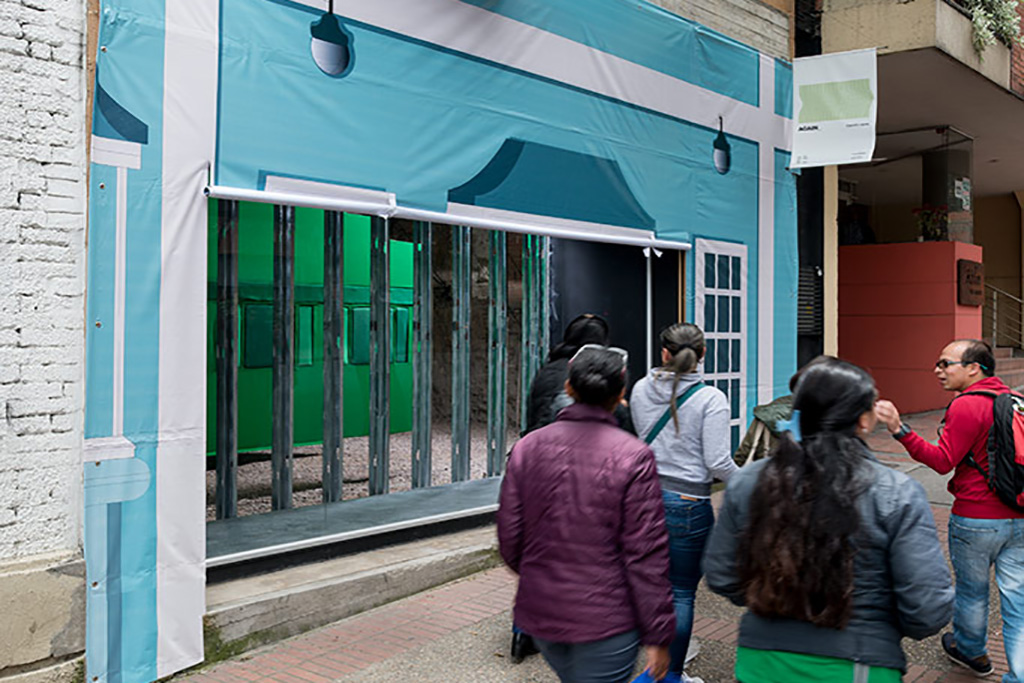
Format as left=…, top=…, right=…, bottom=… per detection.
left=986, top=283, right=1024, bottom=305
left=986, top=284, right=1024, bottom=349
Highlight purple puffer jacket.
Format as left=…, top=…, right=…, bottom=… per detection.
left=497, top=402, right=675, bottom=646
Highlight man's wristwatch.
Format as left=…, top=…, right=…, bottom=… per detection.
left=892, top=423, right=912, bottom=440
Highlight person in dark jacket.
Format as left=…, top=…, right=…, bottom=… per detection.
left=704, top=358, right=953, bottom=682
left=498, top=346, right=674, bottom=683
left=512, top=313, right=633, bottom=663
left=524, top=313, right=635, bottom=436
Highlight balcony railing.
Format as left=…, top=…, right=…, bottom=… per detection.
left=985, top=283, right=1024, bottom=349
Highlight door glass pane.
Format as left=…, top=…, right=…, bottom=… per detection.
left=243, top=304, right=273, bottom=369
left=705, top=339, right=716, bottom=374
left=704, top=295, right=716, bottom=333
left=717, top=379, right=729, bottom=395
left=347, top=307, right=371, bottom=365
left=705, top=253, right=716, bottom=289
left=717, top=342, right=729, bottom=375
left=732, top=256, right=741, bottom=290
left=731, top=378, right=740, bottom=419
left=732, top=296, right=741, bottom=332
left=297, top=305, right=314, bottom=366
left=731, top=425, right=740, bottom=453
left=718, top=296, right=730, bottom=333
left=731, top=339, right=741, bottom=372
left=718, top=255, right=730, bottom=290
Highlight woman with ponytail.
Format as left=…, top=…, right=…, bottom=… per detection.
left=704, top=358, right=953, bottom=682
left=630, top=323, right=738, bottom=682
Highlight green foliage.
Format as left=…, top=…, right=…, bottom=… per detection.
left=913, top=204, right=948, bottom=241
left=966, top=0, right=1024, bottom=56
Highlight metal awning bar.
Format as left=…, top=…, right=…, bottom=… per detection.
left=204, top=184, right=691, bottom=251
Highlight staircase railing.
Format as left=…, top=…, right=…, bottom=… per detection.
left=985, top=283, right=1024, bottom=349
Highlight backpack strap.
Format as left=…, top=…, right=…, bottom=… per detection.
left=948, top=389, right=1008, bottom=479
left=644, top=382, right=706, bottom=445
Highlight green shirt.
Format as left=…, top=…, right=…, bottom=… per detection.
left=736, top=646, right=902, bottom=683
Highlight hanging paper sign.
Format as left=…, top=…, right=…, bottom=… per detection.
left=790, top=48, right=877, bottom=168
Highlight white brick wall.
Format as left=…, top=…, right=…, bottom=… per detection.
left=0, top=0, right=86, bottom=562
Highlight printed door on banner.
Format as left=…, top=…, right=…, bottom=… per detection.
left=695, top=238, right=747, bottom=453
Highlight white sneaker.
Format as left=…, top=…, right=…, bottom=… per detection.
left=679, top=674, right=704, bottom=683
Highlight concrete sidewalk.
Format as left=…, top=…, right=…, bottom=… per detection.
left=179, top=414, right=1012, bottom=683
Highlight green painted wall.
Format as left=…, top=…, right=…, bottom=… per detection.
left=206, top=201, right=414, bottom=454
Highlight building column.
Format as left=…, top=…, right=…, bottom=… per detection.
left=824, top=165, right=839, bottom=356
left=923, top=145, right=973, bottom=243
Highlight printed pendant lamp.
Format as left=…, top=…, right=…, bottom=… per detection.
left=311, top=7, right=354, bottom=77
left=713, top=116, right=731, bottom=175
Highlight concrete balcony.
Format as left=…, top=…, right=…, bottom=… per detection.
left=823, top=0, right=1011, bottom=90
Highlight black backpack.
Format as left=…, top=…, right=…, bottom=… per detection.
left=957, top=390, right=1024, bottom=513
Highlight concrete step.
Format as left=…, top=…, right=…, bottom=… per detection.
left=1003, top=369, right=1024, bottom=390
left=995, top=346, right=1024, bottom=360
left=998, top=360, right=1024, bottom=375
left=202, top=526, right=500, bottom=663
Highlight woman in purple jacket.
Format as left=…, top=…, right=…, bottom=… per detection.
left=498, top=346, right=675, bottom=683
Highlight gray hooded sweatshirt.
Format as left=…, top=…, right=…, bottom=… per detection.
left=630, top=369, right=738, bottom=496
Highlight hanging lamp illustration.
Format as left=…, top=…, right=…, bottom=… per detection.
left=713, top=116, right=731, bottom=175
left=311, top=1, right=354, bottom=77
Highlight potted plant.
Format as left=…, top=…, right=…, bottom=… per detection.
left=912, top=204, right=949, bottom=241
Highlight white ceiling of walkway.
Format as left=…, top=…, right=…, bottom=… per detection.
left=840, top=47, right=1024, bottom=202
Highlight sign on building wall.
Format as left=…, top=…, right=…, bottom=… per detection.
left=958, top=259, right=985, bottom=307
left=791, top=48, right=877, bottom=168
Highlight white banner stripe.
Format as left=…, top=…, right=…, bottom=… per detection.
left=283, top=0, right=791, bottom=148
left=757, top=53, right=776, bottom=404
left=158, top=0, right=218, bottom=675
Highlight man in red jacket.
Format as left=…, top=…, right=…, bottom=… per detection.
left=876, top=339, right=1024, bottom=682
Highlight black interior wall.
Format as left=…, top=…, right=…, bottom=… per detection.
left=651, top=249, right=683, bottom=363
left=796, top=0, right=826, bottom=370
left=797, top=167, right=825, bottom=368
left=549, top=238, right=682, bottom=390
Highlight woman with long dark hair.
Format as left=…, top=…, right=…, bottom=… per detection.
left=704, top=358, right=953, bottom=682
left=630, top=322, right=737, bottom=682
left=498, top=346, right=674, bottom=683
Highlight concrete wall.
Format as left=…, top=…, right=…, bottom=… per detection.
left=649, top=0, right=793, bottom=60
left=975, top=194, right=1022, bottom=347
left=840, top=241, right=983, bottom=412
left=0, top=0, right=87, bottom=680
left=975, top=194, right=1022, bottom=298
left=823, top=0, right=1010, bottom=89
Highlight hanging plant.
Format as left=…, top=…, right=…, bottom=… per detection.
left=912, top=204, right=949, bottom=241
left=965, top=0, right=1024, bottom=56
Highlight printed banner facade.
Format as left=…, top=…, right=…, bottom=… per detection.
left=82, top=1, right=798, bottom=681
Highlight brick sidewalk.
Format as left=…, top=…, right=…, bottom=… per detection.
left=185, top=570, right=519, bottom=683
left=181, top=412, right=1002, bottom=683
left=183, top=502, right=1011, bottom=683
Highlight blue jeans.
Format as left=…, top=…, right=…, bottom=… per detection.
left=534, top=629, right=639, bottom=683
left=662, top=491, right=714, bottom=675
left=949, top=514, right=1024, bottom=683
